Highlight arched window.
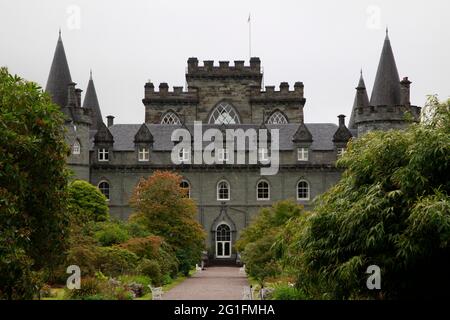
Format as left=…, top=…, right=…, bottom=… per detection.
left=98, top=181, right=110, bottom=200
left=217, top=180, right=230, bottom=201
left=208, top=102, right=240, bottom=124
left=267, top=111, right=288, bottom=124
left=72, top=140, right=81, bottom=155
left=297, top=180, right=310, bottom=200
left=180, top=180, right=191, bottom=198
left=216, top=224, right=231, bottom=258
left=256, top=180, right=270, bottom=200
left=161, top=111, right=181, bottom=125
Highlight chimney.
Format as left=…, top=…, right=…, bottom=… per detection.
left=400, top=77, right=412, bottom=106
left=338, top=114, right=346, bottom=127
left=280, top=82, right=289, bottom=93
left=187, top=57, right=199, bottom=72
left=204, top=60, right=214, bottom=71
left=107, top=115, right=115, bottom=127
left=159, top=83, right=169, bottom=95
left=294, top=82, right=304, bottom=96
left=75, top=88, right=82, bottom=107
left=219, top=61, right=229, bottom=70
left=234, top=60, right=245, bottom=70
left=67, top=82, right=77, bottom=106
left=250, top=57, right=261, bottom=71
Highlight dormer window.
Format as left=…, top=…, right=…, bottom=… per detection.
left=297, top=148, right=309, bottom=161
left=337, top=147, right=346, bottom=158
left=98, top=148, right=109, bottom=161
left=138, top=147, right=150, bottom=162
left=258, top=148, right=269, bottom=162
left=179, top=148, right=190, bottom=163
left=218, top=148, right=229, bottom=162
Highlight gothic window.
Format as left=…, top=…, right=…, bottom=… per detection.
left=208, top=102, right=241, bottom=124
left=217, top=180, right=230, bottom=201
left=72, top=140, right=81, bottom=155
left=258, top=148, right=269, bottom=162
left=98, top=181, right=110, bottom=200
left=161, top=112, right=181, bottom=125
left=257, top=180, right=270, bottom=200
left=98, top=148, right=109, bottom=161
left=297, top=180, right=310, bottom=201
left=218, top=148, right=229, bottom=162
left=267, top=111, right=288, bottom=124
left=180, top=180, right=191, bottom=198
left=179, top=148, right=190, bottom=162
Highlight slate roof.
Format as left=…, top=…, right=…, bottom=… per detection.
left=45, top=32, right=72, bottom=108
left=348, top=72, right=369, bottom=130
left=83, top=72, right=104, bottom=130
left=90, top=123, right=338, bottom=151
left=369, top=31, right=401, bottom=107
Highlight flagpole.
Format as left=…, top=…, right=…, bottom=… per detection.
left=248, top=13, right=252, bottom=60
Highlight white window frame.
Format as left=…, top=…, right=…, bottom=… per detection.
left=256, top=180, right=270, bottom=201
left=297, top=148, right=309, bottom=161
left=297, top=180, right=310, bottom=201
left=72, top=140, right=81, bottom=155
left=138, top=147, right=150, bottom=162
left=98, top=181, right=110, bottom=201
left=337, top=147, right=346, bottom=158
left=217, top=180, right=230, bottom=201
left=218, top=148, right=229, bottom=162
left=98, top=148, right=109, bottom=162
left=258, top=148, right=269, bottom=162
left=179, top=148, right=190, bottom=163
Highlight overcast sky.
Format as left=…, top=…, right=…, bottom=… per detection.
left=1, top=0, right=449, bottom=125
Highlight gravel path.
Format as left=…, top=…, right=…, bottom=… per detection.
left=162, top=266, right=248, bottom=300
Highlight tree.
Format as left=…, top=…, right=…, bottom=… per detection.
left=68, top=180, right=109, bottom=223
left=281, top=96, right=450, bottom=299
left=235, top=200, right=305, bottom=284
left=0, top=68, right=70, bottom=299
left=130, top=171, right=205, bottom=275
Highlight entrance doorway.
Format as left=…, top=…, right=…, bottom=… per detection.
left=216, top=224, right=231, bottom=258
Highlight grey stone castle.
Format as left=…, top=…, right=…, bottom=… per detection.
left=45, top=30, right=420, bottom=262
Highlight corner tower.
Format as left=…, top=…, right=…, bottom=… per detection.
left=354, top=30, right=421, bottom=136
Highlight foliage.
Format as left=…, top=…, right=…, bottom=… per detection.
left=0, top=68, right=70, bottom=299
left=94, top=220, right=130, bottom=246
left=138, top=259, right=162, bottom=286
left=65, top=277, right=102, bottom=300
left=235, top=200, right=305, bottom=283
left=67, top=180, right=109, bottom=223
left=279, top=96, right=450, bottom=299
left=270, top=284, right=309, bottom=300
left=130, top=171, right=206, bottom=275
left=96, top=247, right=139, bottom=277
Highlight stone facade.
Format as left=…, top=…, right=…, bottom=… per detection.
left=44, top=31, right=420, bottom=263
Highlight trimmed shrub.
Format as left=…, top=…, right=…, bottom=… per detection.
left=97, top=247, right=139, bottom=277
left=138, top=259, right=162, bottom=286
left=271, top=284, right=308, bottom=300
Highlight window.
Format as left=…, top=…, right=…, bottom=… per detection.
left=257, top=180, right=270, bottom=200
left=98, top=181, right=110, bottom=200
left=217, top=180, right=230, bottom=201
left=216, top=224, right=231, bottom=258
left=297, top=148, right=309, bottom=161
left=161, top=112, right=181, bottom=125
left=72, top=140, right=81, bottom=155
left=180, top=180, right=191, bottom=198
left=138, top=147, right=150, bottom=161
left=218, top=148, right=229, bottom=162
left=337, top=147, right=346, bottom=158
left=258, top=148, right=269, bottom=162
left=208, top=102, right=241, bottom=124
left=98, top=148, right=109, bottom=161
left=297, top=180, right=310, bottom=201
left=267, top=111, right=288, bottom=124
left=179, top=148, right=190, bottom=162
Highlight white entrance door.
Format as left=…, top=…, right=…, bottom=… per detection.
left=216, top=224, right=231, bottom=258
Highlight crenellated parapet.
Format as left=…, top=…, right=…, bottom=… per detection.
left=143, top=82, right=199, bottom=105
left=355, top=104, right=421, bottom=124
left=250, top=82, right=305, bottom=104
left=185, top=57, right=263, bottom=81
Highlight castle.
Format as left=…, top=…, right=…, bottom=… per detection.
left=45, top=30, right=420, bottom=262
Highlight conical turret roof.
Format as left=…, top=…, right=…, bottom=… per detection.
left=369, top=30, right=401, bottom=107
left=45, top=31, right=72, bottom=108
left=349, top=71, right=369, bottom=129
left=83, top=71, right=103, bottom=130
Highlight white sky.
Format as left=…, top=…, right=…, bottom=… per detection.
left=0, top=0, right=449, bottom=125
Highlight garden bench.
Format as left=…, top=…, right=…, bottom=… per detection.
left=148, top=285, right=163, bottom=300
